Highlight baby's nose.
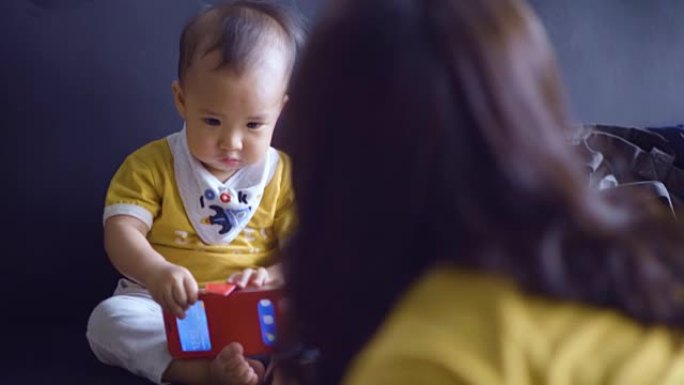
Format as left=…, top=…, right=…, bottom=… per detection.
left=219, top=130, right=243, bottom=151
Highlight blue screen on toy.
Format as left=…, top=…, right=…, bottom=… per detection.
left=176, top=301, right=212, bottom=352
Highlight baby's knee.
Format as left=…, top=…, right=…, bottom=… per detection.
left=86, top=296, right=133, bottom=364
left=86, top=295, right=170, bottom=381
left=88, top=296, right=125, bottom=335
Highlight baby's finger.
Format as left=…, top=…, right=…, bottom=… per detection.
left=250, top=267, right=269, bottom=287
left=184, top=276, right=199, bottom=305
left=165, top=288, right=186, bottom=319
left=226, top=272, right=241, bottom=284
left=238, top=268, right=255, bottom=288
left=172, top=281, right=188, bottom=309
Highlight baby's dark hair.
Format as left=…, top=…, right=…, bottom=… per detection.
left=177, top=0, right=305, bottom=83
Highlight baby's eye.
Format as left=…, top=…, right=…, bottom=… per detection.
left=202, top=117, right=221, bottom=126
left=246, top=122, right=264, bottom=130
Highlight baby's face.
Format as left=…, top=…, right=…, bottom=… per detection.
left=174, top=49, right=289, bottom=182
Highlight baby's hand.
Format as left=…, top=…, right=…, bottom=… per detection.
left=147, top=262, right=198, bottom=319
left=227, top=266, right=280, bottom=289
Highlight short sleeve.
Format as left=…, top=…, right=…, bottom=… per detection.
left=103, top=148, right=164, bottom=229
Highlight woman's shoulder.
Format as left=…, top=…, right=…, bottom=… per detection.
left=344, top=267, right=684, bottom=385
left=344, top=268, right=513, bottom=384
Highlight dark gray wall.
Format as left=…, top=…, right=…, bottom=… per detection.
left=2, top=0, right=682, bottom=332
left=2, top=0, right=198, bottom=330
left=530, top=0, right=684, bottom=127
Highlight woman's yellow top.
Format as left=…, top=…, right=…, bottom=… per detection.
left=345, top=267, right=684, bottom=385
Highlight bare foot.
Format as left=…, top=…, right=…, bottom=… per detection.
left=210, top=343, right=265, bottom=385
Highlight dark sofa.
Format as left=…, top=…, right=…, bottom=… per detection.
left=1, top=1, right=316, bottom=383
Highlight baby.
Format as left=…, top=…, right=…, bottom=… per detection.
left=86, top=1, right=303, bottom=384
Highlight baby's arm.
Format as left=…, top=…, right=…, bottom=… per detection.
left=105, top=215, right=198, bottom=318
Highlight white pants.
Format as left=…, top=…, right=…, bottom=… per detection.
left=86, top=279, right=173, bottom=384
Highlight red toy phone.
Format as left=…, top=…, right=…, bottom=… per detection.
left=163, top=283, right=284, bottom=359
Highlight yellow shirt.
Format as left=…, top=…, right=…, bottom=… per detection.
left=104, top=138, right=296, bottom=284
left=345, top=267, right=684, bottom=385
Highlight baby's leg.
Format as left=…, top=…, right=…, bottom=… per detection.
left=87, top=279, right=266, bottom=385
left=86, top=279, right=172, bottom=383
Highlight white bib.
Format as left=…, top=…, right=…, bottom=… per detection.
left=168, top=128, right=279, bottom=245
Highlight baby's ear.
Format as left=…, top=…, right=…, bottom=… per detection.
left=171, top=80, right=187, bottom=118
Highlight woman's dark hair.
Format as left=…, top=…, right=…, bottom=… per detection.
left=283, top=0, right=684, bottom=382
